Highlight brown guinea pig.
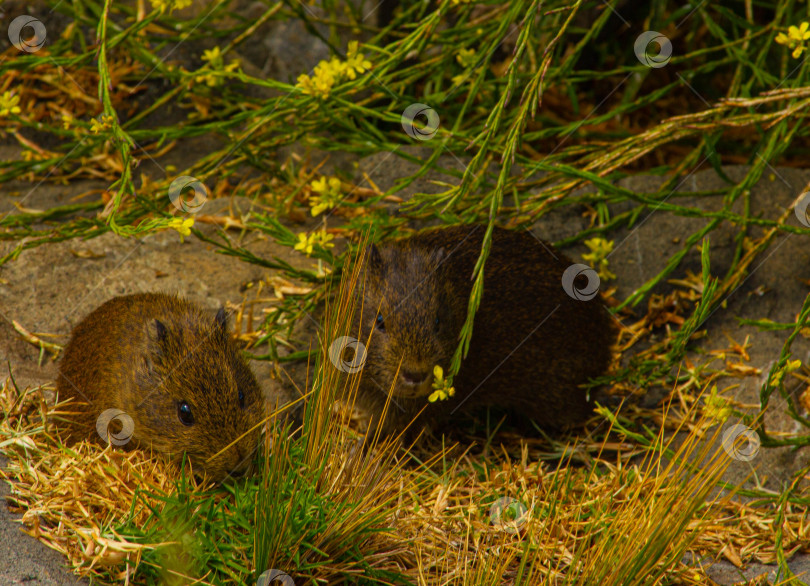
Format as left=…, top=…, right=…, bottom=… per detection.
left=56, top=293, right=265, bottom=482
left=346, top=224, right=616, bottom=437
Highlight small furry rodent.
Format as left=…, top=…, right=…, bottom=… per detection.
left=56, top=293, right=265, bottom=482
left=349, top=224, right=616, bottom=436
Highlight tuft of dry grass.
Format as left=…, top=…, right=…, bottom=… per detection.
left=0, top=378, right=174, bottom=575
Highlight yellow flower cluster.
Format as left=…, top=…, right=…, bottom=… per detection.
left=0, top=91, right=21, bottom=117
left=776, top=22, right=810, bottom=58
left=428, top=365, right=456, bottom=403
left=196, top=47, right=240, bottom=87
left=296, top=41, right=372, bottom=99
left=151, top=0, right=191, bottom=14
left=309, top=176, right=342, bottom=216
left=90, top=115, right=115, bottom=134
left=294, top=228, right=335, bottom=256
left=582, top=237, right=616, bottom=281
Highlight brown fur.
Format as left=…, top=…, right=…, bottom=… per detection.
left=350, top=224, right=617, bottom=436
left=56, top=293, right=265, bottom=482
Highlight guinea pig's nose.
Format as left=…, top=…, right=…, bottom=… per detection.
left=401, top=369, right=430, bottom=385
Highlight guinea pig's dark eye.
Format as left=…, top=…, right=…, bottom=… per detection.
left=434, top=316, right=440, bottom=331
left=375, top=313, right=385, bottom=332
left=238, top=388, right=245, bottom=408
left=177, top=401, right=194, bottom=426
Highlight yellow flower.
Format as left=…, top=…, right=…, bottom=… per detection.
left=196, top=72, right=218, bottom=86
left=309, top=196, right=330, bottom=216
left=773, top=358, right=803, bottom=386
left=61, top=114, right=72, bottom=130
left=428, top=389, right=446, bottom=402
left=776, top=22, right=810, bottom=58
left=344, top=41, right=372, bottom=80
left=451, top=74, right=468, bottom=87
left=21, top=149, right=40, bottom=161
left=151, top=0, right=191, bottom=13
left=196, top=47, right=240, bottom=87
left=583, top=237, right=613, bottom=258
left=456, top=47, right=476, bottom=68
left=433, top=365, right=443, bottom=381
left=0, top=91, right=21, bottom=117
left=582, top=237, right=616, bottom=281
left=703, top=385, right=732, bottom=423
left=90, top=115, right=115, bottom=134
left=316, top=228, right=335, bottom=249
left=294, top=232, right=315, bottom=255
left=294, top=228, right=334, bottom=256
left=297, top=59, right=342, bottom=98
left=311, top=176, right=342, bottom=195
left=428, top=365, right=455, bottom=402
left=296, top=74, right=315, bottom=97
left=309, top=176, right=342, bottom=216
left=791, top=22, right=810, bottom=41
left=167, top=217, right=194, bottom=241
left=451, top=48, right=477, bottom=87
left=202, top=47, right=223, bottom=65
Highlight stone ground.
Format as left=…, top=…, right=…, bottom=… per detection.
left=2, top=1, right=810, bottom=584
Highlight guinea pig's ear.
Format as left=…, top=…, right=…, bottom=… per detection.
left=144, top=319, right=167, bottom=370
left=148, top=319, right=168, bottom=344
left=367, top=244, right=384, bottom=271
left=432, top=247, right=446, bottom=265
left=215, top=307, right=228, bottom=332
